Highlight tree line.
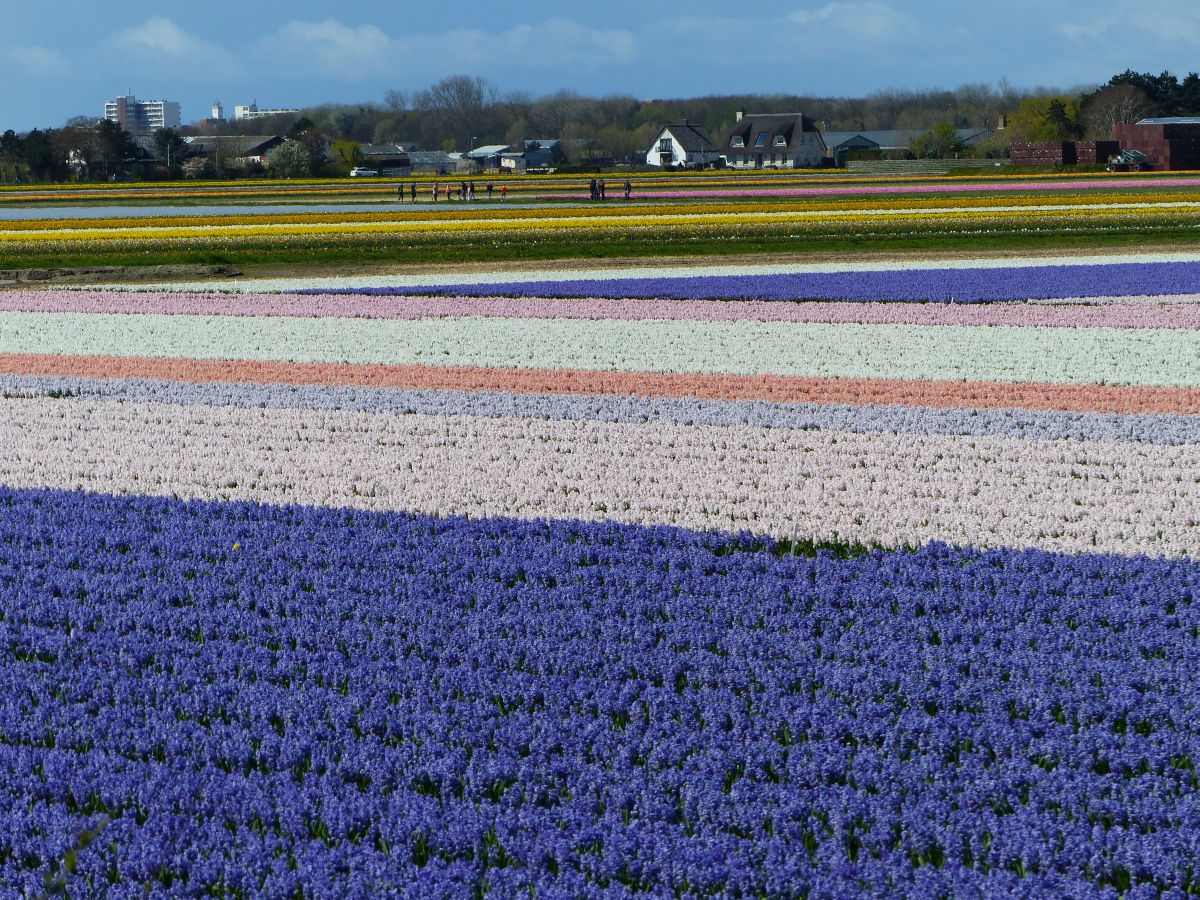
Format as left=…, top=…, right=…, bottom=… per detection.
left=3, top=70, right=1199, bottom=182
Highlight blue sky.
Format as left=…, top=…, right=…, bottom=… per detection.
left=3, top=1, right=1197, bottom=130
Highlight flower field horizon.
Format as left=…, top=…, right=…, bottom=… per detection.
left=0, top=170, right=1197, bottom=896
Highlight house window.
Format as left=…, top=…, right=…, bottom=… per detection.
left=774, top=136, right=787, bottom=147
left=754, top=132, right=770, bottom=148
left=659, top=138, right=672, bottom=153
left=731, top=136, right=745, bottom=147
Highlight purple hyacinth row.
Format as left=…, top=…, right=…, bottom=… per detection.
left=2, top=489, right=1197, bottom=896
left=3, top=375, right=1197, bottom=446
left=305, top=261, right=1200, bottom=303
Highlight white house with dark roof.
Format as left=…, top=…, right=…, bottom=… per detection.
left=723, top=110, right=826, bottom=169
left=645, top=121, right=719, bottom=168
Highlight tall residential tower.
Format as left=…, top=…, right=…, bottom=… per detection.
left=103, top=94, right=181, bottom=133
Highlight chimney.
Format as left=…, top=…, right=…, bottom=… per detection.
left=736, top=107, right=745, bottom=122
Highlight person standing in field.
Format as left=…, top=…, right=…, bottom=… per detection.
left=432, top=183, right=439, bottom=202
left=500, top=184, right=507, bottom=201
left=624, top=180, right=632, bottom=200
left=410, top=182, right=417, bottom=202
left=486, top=183, right=494, bottom=200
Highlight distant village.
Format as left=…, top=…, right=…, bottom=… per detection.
left=4, top=72, right=1200, bottom=183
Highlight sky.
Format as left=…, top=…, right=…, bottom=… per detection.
left=2, top=1, right=1198, bottom=130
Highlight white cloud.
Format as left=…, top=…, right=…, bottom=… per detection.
left=4, top=45, right=69, bottom=78
left=256, top=17, right=635, bottom=80
left=109, top=16, right=240, bottom=76
left=1055, top=5, right=1200, bottom=45
left=260, top=20, right=394, bottom=73
left=788, top=3, right=922, bottom=42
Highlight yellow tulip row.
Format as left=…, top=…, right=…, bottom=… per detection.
left=4, top=191, right=1200, bottom=238
left=2, top=205, right=1198, bottom=249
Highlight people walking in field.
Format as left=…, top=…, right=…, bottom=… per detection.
left=623, top=179, right=632, bottom=200
left=599, top=179, right=607, bottom=200
left=486, top=183, right=494, bottom=200
left=432, top=183, right=439, bottom=202
left=589, top=178, right=598, bottom=200
left=468, top=182, right=476, bottom=201
left=500, top=184, right=507, bottom=201
left=410, top=182, right=417, bottom=202
left=397, top=184, right=404, bottom=201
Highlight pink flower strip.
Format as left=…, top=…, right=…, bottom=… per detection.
left=3, top=396, right=1194, bottom=558
left=2, top=354, right=1196, bottom=415
left=5, top=291, right=1198, bottom=329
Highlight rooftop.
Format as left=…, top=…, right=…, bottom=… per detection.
left=822, top=127, right=993, bottom=150
left=660, top=123, right=716, bottom=152
left=1136, top=117, right=1200, bottom=125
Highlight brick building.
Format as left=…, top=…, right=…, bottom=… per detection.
left=1111, top=118, right=1200, bottom=171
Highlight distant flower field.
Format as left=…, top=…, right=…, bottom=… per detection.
left=0, top=173, right=1197, bottom=896
left=4, top=170, right=1200, bottom=267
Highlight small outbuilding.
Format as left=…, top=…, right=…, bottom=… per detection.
left=466, top=145, right=511, bottom=170
left=357, top=143, right=410, bottom=176
left=406, top=150, right=455, bottom=175
left=182, top=135, right=285, bottom=167
left=821, top=128, right=994, bottom=165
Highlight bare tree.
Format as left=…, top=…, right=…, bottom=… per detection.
left=1084, top=84, right=1153, bottom=138
left=384, top=89, right=408, bottom=113
left=425, top=75, right=496, bottom=150
left=532, top=90, right=583, bottom=138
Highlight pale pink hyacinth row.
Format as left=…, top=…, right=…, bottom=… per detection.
left=4, top=397, right=1195, bottom=559
left=6, top=290, right=1200, bottom=330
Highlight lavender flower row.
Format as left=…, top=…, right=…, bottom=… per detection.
left=306, top=261, right=1200, bottom=303
left=1, top=488, right=1197, bottom=896
left=11, top=289, right=1200, bottom=329
left=4, top=375, right=1197, bottom=447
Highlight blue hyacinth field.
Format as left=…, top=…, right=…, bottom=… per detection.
left=3, top=488, right=1198, bottom=896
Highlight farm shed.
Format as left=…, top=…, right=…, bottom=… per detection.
left=1112, top=118, right=1200, bottom=170
left=824, top=128, right=994, bottom=165
left=357, top=144, right=410, bottom=176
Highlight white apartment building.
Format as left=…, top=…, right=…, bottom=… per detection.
left=234, top=103, right=300, bottom=121
left=103, top=94, right=181, bottom=133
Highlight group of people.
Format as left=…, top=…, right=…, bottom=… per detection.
left=394, top=178, right=634, bottom=203
left=397, top=182, right=507, bottom=202
left=589, top=178, right=633, bottom=201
